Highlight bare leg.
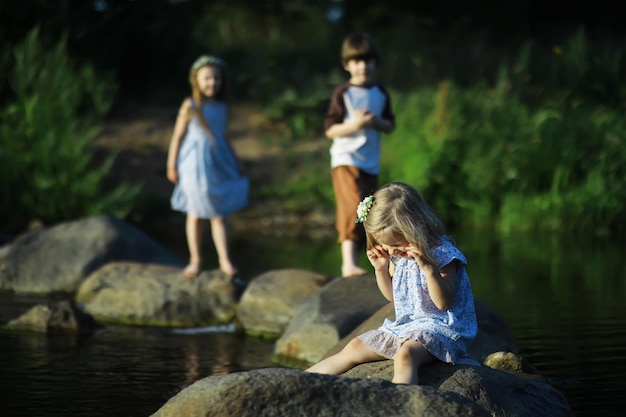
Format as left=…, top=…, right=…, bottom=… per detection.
left=392, top=340, right=436, bottom=385
left=341, top=240, right=367, bottom=277
left=210, top=217, right=237, bottom=276
left=306, top=337, right=384, bottom=375
left=184, top=215, right=203, bottom=277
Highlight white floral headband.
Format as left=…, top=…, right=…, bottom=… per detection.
left=355, top=195, right=374, bottom=223
left=191, top=55, right=227, bottom=72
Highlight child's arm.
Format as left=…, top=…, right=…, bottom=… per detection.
left=166, top=99, right=191, bottom=184
left=367, top=246, right=394, bottom=301
left=326, top=110, right=394, bottom=138
left=325, top=109, right=375, bottom=139
left=414, top=255, right=457, bottom=311
left=368, top=114, right=394, bottom=133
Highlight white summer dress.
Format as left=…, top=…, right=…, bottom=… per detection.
left=170, top=100, right=248, bottom=219
left=359, top=236, right=479, bottom=365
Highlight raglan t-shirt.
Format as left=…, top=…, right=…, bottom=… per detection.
left=325, top=82, right=394, bottom=175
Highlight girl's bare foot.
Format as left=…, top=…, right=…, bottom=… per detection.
left=219, top=259, right=238, bottom=277
left=342, top=266, right=367, bottom=277
left=183, top=263, right=201, bottom=278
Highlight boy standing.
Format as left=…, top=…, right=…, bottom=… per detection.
left=325, top=32, right=395, bottom=277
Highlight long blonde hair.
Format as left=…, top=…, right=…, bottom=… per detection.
left=364, top=182, right=445, bottom=265
left=186, top=55, right=229, bottom=144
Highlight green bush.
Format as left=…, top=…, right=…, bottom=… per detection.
left=0, top=28, right=139, bottom=232
left=383, top=80, right=626, bottom=235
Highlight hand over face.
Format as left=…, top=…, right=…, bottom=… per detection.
left=377, top=242, right=428, bottom=268
left=405, top=245, right=431, bottom=270
left=366, top=245, right=390, bottom=271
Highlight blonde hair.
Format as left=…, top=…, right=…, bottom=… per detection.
left=186, top=55, right=229, bottom=144
left=364, top=182, right=445, bottom=265
left=341, top=32, right=379, bottom=66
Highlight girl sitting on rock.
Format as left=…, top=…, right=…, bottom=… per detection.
left=306, top=182, right=479, bottom=384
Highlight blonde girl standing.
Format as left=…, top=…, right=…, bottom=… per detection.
left=307, top=182, right=478, bottom=384
left=166, top=55, right=248, bottom=278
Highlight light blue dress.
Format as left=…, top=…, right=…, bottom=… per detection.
left=359, top=236, right=479, bottom=365
left=170, top=100, right=248, bottom=219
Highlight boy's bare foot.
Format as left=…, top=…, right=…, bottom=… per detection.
left=342, top=266, right=367, bottom=277
left=183, top=263, right=201, bottom=278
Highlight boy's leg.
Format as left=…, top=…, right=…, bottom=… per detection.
left=306, top=337, right=385, bottom=376
left=331, top=166, right=377, bottom=277
left=184, top=214, right=203, bottom=277
left=391, top=340, right=436, bottom=385
left=210, top=217, right=237, bottom=277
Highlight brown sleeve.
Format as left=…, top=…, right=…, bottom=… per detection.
left=324, top=83, right=350, bottom=132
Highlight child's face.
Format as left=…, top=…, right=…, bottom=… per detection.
left=375, top=235, right=418, bottom=258
left=378, top=242, right=412, bottom=258
left=344, top=57, right=377, bottom=86
left=196, top=65, right=223, bottom=98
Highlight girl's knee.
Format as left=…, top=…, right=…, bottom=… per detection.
left=395, top=340, right=430, bottom=365
left=342, top=337, right=381, bottom=363
left=394, top=343, right=414, bottom=364
left=344, top=337, right=365, bottom=353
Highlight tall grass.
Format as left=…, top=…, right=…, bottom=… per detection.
left=0, top=28, right=140, bottom=232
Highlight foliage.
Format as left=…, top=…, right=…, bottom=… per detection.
left=260, top=27, right=626, bottom=234
left=382, top=75, right=626, bottom=235
left=1, top=5, right=625, bottom=236
left=0, top=28, right=139, bottom=232
left=246, top=28, right=626, bottom=236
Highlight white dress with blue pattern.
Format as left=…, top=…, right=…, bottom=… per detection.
left=170, top=100, right=248, bottom=219
left=359, top=236, right=479, bottom=365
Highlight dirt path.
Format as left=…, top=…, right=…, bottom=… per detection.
left=95, top=101, right=335, bottom=250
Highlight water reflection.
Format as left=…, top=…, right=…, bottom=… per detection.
left=0, top=230, right=625, bottom=417
left=183, top=342, right=200, bottom=384
left=0, top=322, right=276, bottom=417
left=514, top=318, right=626, bottom=416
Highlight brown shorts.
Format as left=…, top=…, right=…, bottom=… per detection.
left=331, top=166, right=378, bottom=245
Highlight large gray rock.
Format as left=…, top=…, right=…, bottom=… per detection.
left=236, top=269, right=330, bottom=338
left=471, top=298, right=519, bottom=361
left=0, top=216, right=184, bottom=294
left=151, top=368, right=490, bottom=417
left=76, top=262, right=236, bottom=327
left=342, top=362, right=571, bottom=417
left=274, top=275, right=388, bottom=366
left=151, top=365, right=572, bottom=417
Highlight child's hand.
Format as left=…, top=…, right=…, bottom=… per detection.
left=167, top=166, right=178, bottom=184
left=406, top=246, right=435, bottom=272
left=352, top=109, right=375, bottom=129
left=367, top=245, right=390, bottom=271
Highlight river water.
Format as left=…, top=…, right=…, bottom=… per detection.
left=1, top=230, right=625, bottom=416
